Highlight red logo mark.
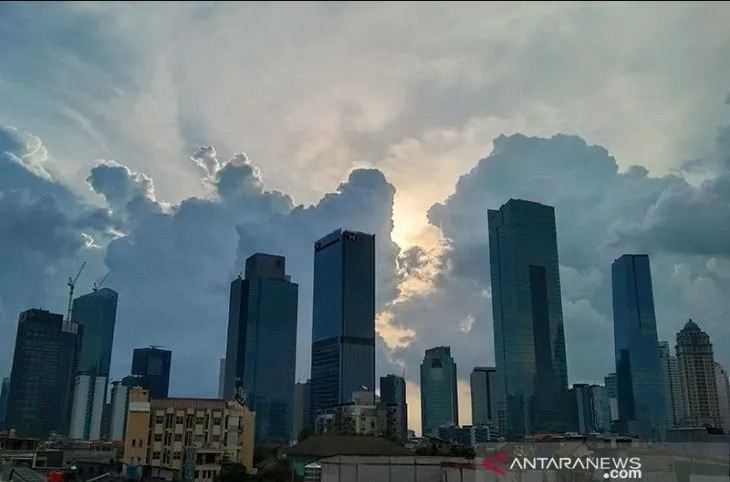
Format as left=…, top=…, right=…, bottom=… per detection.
left=482, top=450, right=509, bottom=476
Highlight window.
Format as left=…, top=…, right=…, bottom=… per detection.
left=176, top=416, right=184, bottom=425
left=131, top=439, right=136, bottom=447
left=213, top=418, right=222, bottom=426
left=156, top=416, right=164, bottom=424
left=154, top=434, right=162, bottom=442
left=174, top=433, right=182, bottom=441
left=152, top=452, right=161, bottom=460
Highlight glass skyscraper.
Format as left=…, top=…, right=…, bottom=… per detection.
left=612, top=254, right=667, bottom=439
left=310, top=230, right=375, bottom=419
left=0, top=377, right=9, bottom=431
left=420, top=346, right=458, bottom=437
left=488, top=199, right=570, bottom=438
left=131, top=346, right=172, bottom=399
left=69, top=287, right=118, bottom=440
left=224, top=253, right=299, bottom=445
left=6, top=309, right=80, bottom=438
left=470, top=367, right=497, bottom=428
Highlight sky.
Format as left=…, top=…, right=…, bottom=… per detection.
left=1, top=2, right=730, bottom=435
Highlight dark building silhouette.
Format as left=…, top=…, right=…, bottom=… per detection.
left=6, top=309, right=80, bottom=438
left=131, top=347, right=171, bottom=399
left=310, top=230, right=375, bottom=420
left=0, top=377, right=9, bottom=430
left=420, top=346, right=458, bottom=437
left=68, top=287, right=118, bottom=440
left=612, top=254, right=667, bottom=439
left=224, top=253, right=298, bottom=445
left=488, top=199, right=570, bottom=438
left=380, top=374, right=408, bottom=442
left=470, top=367, right=497, bottom=428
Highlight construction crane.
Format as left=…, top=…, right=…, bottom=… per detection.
left=66, top=261, right=86, bottom=322
left=92, top=272, right=111, bottom=292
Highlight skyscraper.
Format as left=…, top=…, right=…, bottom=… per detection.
left=218, top=358, right=226, bottom=399
left=676, top=320, right=721, bottom=428
left=591, top=385, right=611, bottom=433
left=658, top=341, right=683, bottom=427
left=6, top=309, right=80, bottom=438
left=420, top=346, right=458, bottom=437
left=107, top=375, right=143, bottom=442
left=488, top=199, right=570, bottom=438
left=68, top=287, right=118, bottom=440
left=380, top=374, right=408, bottom=442
left=470, top=367, right=497, bottom=428
left=0, top=377, right=9, bottom=431
left=612, top=254, right=667, bottom=439
left=310, top=230, right=375, bottom=419
left=714, top=363, right=730, bottom=433
left=131, top=346, right=172, bottom=399
left=570, top=384, right=597, bottom=434
left=224, top=253, right=299, bottom=445
left=604, top=373, right=618, bottom=422
left=291, top=380, right=312, bottom=442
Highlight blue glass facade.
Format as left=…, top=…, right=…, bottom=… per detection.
left=72, top=288, right=118, bottom=377
left=612, top=254, right=667, bottom=439
left=225, top=253, right=298, bottom=445
left=420, top=346, right=458, bottom=436
left=488, top=199, right=570, bottom=438
left=6, top=309, right=79, bottom=438
left=131, top=347, right=171, bottom=399
left=310, top=230, right=375, bottom=419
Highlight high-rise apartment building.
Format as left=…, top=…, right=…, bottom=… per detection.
left=488, top=199, right=570, bottom=438
left=714, top=363, right=730, bottom=433
left=658, top=341, right=683, bottom=427
left=380, top=374, right=408, bottom=442
left=470, top=367, right=497, bottom=429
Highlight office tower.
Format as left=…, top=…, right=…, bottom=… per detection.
left=218, top=358, right=226, bottom=399
left=658, top=341, right=683, bottom=427
left=612, top=254, right=667, bottom=439
left=68, top=288, right=119, bottom=440
left=604, top=373, right=619, bottom=422
left=123, top=387, right=255, bottom=474
left=570, top=384, right=597, bottom=434
left=676, top=320, right=722, bottom=428
left=224, top=253, right=298, bottom=445
left=420, top=347, right=458, bottom=437
left=292, top=381, right=312, bottom=442
left=591, top=385, right=611, bottom=433
left=488, top=199, right=570, bottom=438
left=0, top=377, right=9, bottom=431
left=108, top=376, right=143, bottom=442
left=6, top=309, right=80, bottom=438
left=470, top=367, right=497, bottom=428
left=132, top=347, right=172, bottom=399
left=310, top=230, right=375, bottom=418
left=380, top=374, right=408, bottom=442
left=714, top=363, right=730, bottom=432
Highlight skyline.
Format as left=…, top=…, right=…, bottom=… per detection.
left=2, top=3, right=730, bottom=436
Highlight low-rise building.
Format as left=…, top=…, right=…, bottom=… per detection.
left=123, top=388, right=254, bottom=482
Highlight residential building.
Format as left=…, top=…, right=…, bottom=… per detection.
left=123, top=387, right=255, bottom=480
left=676, top=320, right=721, bottom=428
left=310, top=230, right=375, bottom=419
left=6, top=309, right=80, bottom=438
left=612, top=254, right=667, bottom=439
left=132, top=347, right=172, bottom=399
left=420, top=347, right=458, bottom=437
left=224, top=253, right=298, bottom=445
left=658, top=341, right=684, bottom=427
left=488, top=199, right=570, bottom=438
